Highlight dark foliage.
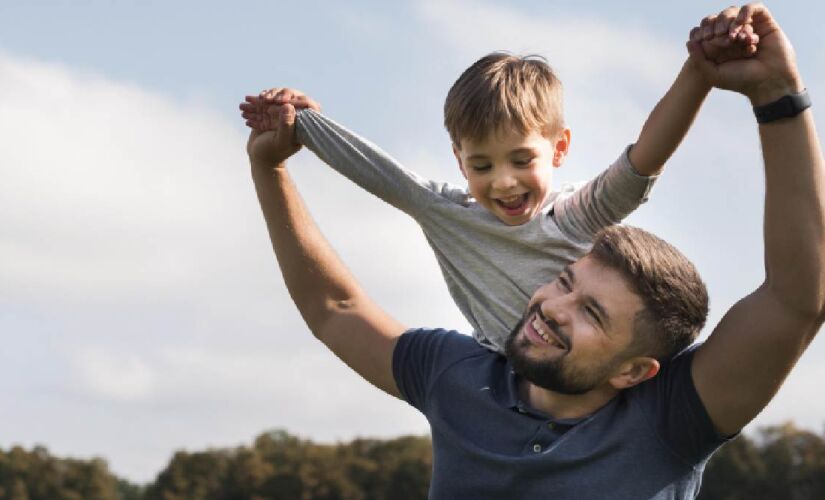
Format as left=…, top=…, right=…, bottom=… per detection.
left=5, top=422, right=825, bottom=499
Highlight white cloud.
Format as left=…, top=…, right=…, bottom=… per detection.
left=72, top=347, right=156, bottom=401
left=0, top=52, right=442, bottom=482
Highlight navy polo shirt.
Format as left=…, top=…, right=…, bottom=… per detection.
left=392, top=328, right=731, bottom=500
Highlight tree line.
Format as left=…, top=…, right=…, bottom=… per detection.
left=1, top=422, right=823, bottom=499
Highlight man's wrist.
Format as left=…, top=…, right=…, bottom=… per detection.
left=747, top=75, right=806, bottom=107
left=251, top=159, right=288, bottom=175
left=753, top=89, right=811, bottom=124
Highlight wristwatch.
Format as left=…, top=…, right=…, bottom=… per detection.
left=753, top=89, right=811, bottom=124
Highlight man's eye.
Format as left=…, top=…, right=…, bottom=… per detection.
left=513, top=158, right=534, bottom=167
left=558, top=277, right=571, bottom=290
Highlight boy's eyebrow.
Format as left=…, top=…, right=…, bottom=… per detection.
left=509, top=147, right=540, bottom=156
left=465, top=147, right=539, bottom=161
left=563, top=265, right=613, bottom=331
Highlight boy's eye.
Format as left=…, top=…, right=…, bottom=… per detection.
left=513, top=158, right=534, bottom=167
left=471, top=164, right=491, bottom=172
left=557, top=276, right=571, bottom=291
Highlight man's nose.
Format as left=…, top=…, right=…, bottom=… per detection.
left=540, top=295, right=573, bottom=326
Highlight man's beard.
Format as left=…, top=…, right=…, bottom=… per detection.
left=504, top=304, right=616, bottom=395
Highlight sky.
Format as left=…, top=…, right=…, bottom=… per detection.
left=2, top=0, right=825, bottom=484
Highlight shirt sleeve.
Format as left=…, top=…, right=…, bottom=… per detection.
left=392, top=328, right=479, bottom=411
left=636, top=345, right=734, bottom=464
left=551, top=145, right=658, bottom=243
left=295, top=109, right=466, bottom=217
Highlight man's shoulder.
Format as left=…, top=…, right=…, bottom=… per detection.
left=396, top=328, right=490, bottom=364
left=392, top=328, right=497, bottom=408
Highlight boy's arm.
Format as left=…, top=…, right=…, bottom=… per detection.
left=552, top=18, right=757, bottom=242
left=629, top=6, right=758, bottom=176
left=243, top=89, right=457, bottom=218
left=248, top=102, right=406, bottom=398
left=627, top=59, right=711, bottom=176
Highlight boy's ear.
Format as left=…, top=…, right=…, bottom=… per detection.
left=453, top=143, right=468, bottom=180
left=552, top=128, right=572, bottom=168
left=608, top=356, right=660, bottom=390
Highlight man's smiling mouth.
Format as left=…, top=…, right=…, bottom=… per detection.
left=528, top=310, right=569, bottom=351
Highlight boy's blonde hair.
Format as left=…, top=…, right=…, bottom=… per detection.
left=444, top=52, right=565, bottom=148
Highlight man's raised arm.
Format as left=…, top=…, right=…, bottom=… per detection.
left=246, top=96, right=406, bottom=397
left=689, top=3, right=825, bottom=436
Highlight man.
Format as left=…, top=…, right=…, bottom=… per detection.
left=246, top=4, right=824, bottom=499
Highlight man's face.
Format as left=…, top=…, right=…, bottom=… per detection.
left=454, top=126, right=569, bottom=226
left=505, top=256, right=645, bottom=394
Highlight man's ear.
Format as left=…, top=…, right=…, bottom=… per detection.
left=552, top=128, right=572, bottom=168
left=453, top=143, right=468, bottom=180
left=609, top=356, right=660, bottom=390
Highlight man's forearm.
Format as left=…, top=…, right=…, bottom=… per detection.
left=251, top=162, right=364, bottom=334
left=759, top=106, right=825, bottom=318
left=629, top=59, right=711, bottom=176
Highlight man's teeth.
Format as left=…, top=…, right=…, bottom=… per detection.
left=532, top=317, right=564, bottom=349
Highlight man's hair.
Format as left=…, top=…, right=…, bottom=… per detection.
left=444, top=52, right=564, bottom=148
left=589, top=225, right=709, bottom=362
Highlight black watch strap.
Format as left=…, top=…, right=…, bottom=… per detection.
left=753, top=89, right=811, bottom=124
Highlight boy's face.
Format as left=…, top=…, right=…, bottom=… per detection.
left=453, top=126, right=571, bottom=225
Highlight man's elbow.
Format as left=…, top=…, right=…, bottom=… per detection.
left=303, top=295, right=363, bottom=341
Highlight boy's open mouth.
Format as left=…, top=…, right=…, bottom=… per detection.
left=496, top=193, right=529, bottom=215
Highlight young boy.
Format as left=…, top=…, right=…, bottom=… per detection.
left=241, top=38, right=755, bottom=353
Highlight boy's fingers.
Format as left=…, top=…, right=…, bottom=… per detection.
left=689, top=27, right=702, bottom=43
left=687, top=40, right=719, bottom=81
left=714, top=6, right=738, bottom=38
left=700, top=16, right=716, bottom=40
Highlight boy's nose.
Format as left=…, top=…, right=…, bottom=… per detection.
left=492, top=173, right=518, bottom=191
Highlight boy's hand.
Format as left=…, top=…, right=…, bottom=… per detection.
left=240, top=88, right=321, bottom=131
left=687, top=3, right=803, bottom=105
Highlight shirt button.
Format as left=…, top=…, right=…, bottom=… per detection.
left=533, top=444, right=542, bottom=453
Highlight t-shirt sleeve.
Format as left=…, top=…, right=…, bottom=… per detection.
left=637, top=345, right=734, bottom=464
left=295, top=109, right=465, bottom=217
left=392, top=328, right=479, bottom=411
left=552, top=145, right=658, bottom=243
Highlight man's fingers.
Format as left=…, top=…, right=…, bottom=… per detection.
left=290, top=94, right=321, bottom=111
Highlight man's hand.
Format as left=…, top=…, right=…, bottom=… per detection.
left=240, top=88, right=321, bottom=131
left=691, top=6, right=759, bottom=65
left=242, top=88, right=321, bottom=170
left=687, top=3, right=804, bottom=105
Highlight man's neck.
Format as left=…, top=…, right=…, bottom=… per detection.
left=519, top=380, right=620, bottom=420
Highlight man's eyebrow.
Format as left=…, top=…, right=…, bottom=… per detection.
left=563, top=265, right=612, bottom=331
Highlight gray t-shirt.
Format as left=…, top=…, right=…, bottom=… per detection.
left=296, top=109, right=657, bottom=352
left=393, top=328, right=730, bottom=499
